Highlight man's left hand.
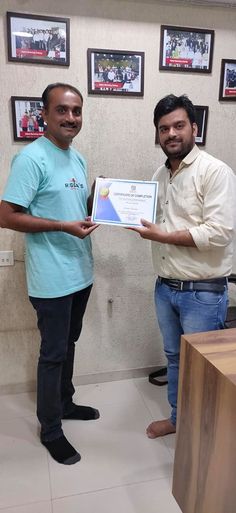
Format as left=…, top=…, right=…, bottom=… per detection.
left=127, top=219, right=166, bottom=242
left=62, top=220, right=99, bottom=238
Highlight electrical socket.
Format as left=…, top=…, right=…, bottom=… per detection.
left=0, top=251, right=14, bottom=266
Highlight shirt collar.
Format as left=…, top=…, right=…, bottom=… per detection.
left=165, top=145, right=200, bottom=170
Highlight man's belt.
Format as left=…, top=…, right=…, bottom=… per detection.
left=158, top=277, right=227, bottom=292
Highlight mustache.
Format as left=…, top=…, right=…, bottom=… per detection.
left=165, top=137, right=181, bottom=144
left=60, top=122, right=78, bottom=128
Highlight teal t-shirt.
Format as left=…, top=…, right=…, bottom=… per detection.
left=3, top=136, right=93, bottom=298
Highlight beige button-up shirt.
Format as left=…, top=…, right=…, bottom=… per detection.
left=151, top=145, right=235, bottom=280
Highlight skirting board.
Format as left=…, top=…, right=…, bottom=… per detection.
left=0, top=365, right=163, bottom=395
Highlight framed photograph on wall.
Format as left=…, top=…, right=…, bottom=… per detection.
left=159, top=25, right=214, bottom=73
left=194, top=105, right=208, bottom=145
left=219, top=59, right=236, bottom=101
left=154, top=105, right=208, bottom=146
left=87, top=48, right=145, bottom=96
left=7, top=12, right=70, bottom=66
left=154, top=129, right=159, bottom=145
left=11, top=96, right=46, bottom=142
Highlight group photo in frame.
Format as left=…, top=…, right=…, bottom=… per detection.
left=159, top=25, right=214, bottom=73
left=87, top=48, right=145, bottom=96
left=219, top=59, right=236, bottom=101
left=155, top=104, right=208, bottom=146
left=11, top=96, right=46, bottom=142
left=7, top=12, right=70, bottom=66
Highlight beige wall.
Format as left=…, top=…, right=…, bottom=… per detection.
left=0, top=0, right=236, bottom=392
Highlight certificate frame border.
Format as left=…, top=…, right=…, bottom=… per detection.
left=92, top=178, right=158, bottom=227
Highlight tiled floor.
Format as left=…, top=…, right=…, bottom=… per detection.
left=0, top=378, right=181, bottom=512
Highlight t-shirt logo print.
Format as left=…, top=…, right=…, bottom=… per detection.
left=65, top=178, right=84, bottom=189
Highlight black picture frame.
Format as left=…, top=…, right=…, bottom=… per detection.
left=7, top=11, right=70, bottom=66
left=194, top=105, right=208, bottom=146
left=219, top=59, right=236, bottom=101
left=11, top=96, right=46, bottom=142
left=154, top=104, right=208, bottom=146
left=87, top=48, right=145, bottom=96
left=159, top=25, right=214, bottom=73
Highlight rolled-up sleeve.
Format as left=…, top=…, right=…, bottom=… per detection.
left=189, top=164, right=235, bottom=251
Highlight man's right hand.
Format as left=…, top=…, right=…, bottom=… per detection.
left=0, top=200, right=99, bottom=237
left=62, top=220, right=99, bottom=238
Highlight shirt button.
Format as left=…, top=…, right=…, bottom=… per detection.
left=162, top=256, right=165, bottom=260
left=163, top=219, right=165, bottom=223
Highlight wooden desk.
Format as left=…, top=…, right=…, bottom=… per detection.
left=172, top=328, right=236, bottom=513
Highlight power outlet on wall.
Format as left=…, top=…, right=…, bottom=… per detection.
left=0, top=251, right=14, bottom=266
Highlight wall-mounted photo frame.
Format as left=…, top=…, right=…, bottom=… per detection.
left=7, top=12, right=70, bottom=66
left=11, top=96, right=46, bottom=142
left=159, top=25, right=214, bottom=73
left=219, top=59, right=236, bottom=101
left=154, top=104, right=208, bottom=146
left=87, top=48, right=145, bottom=96
left=154, top=129, right=159, bottom=146
left=194, top=105, right=208, bottom=145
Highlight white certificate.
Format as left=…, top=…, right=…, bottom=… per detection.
left=91, top=178, right=158, bottom=227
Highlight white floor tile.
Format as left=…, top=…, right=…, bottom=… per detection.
left=162, top=433, right=176, bottom=458
left=134, top=377, right=170, bottom=419
left=73, top=378, right=144, bottom=408
left=52, top=478, right=182, bottom=513
left=49, top=397, right=173, bottom=499
left=0, top=417, right=51, bottom=509
left=0, top=378, right=178, bottom=512
left=0, top=501, right=52, bottom=513
left=0, top=392, right=36, bottom=421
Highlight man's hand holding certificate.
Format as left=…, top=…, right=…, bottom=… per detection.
left=91, top=178, right=158, bottom=228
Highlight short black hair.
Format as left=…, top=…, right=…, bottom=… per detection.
left=153, top=94, right=196, bottom=128
left=42, top=83, right=83, bottom=110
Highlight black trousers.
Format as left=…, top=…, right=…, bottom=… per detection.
left=30, top=285, right=92, bottom=441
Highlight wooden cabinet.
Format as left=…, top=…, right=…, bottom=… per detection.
left=172, top=328, right=236, bottom=513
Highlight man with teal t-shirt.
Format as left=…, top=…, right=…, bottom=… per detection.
left=0, top=83, right=99, bottom=465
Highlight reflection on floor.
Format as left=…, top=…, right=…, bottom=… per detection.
left=0, top=378, right=181, bottom=512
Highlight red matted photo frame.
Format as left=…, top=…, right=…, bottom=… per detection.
left=219, top=59, right=236, bottom=101
left=7, top=11, right=70, bottom=66
left=87, top=48, right=144, bottom=96
left=159, top=25, right=214, bottom=73
left=11, top=96, right=46, bottom=142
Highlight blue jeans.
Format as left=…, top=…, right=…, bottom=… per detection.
left=154, top=280, right=228, bottom=426
left=30, top=285, right=92, bottom=442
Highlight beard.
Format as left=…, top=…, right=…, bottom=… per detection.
left=160, top=136, right=195, bottom=161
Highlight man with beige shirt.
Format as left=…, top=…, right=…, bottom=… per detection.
left=131, top=94, right=235, bottom=438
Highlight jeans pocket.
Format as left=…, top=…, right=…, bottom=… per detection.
left=194, top=290, right=224, bottom=305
